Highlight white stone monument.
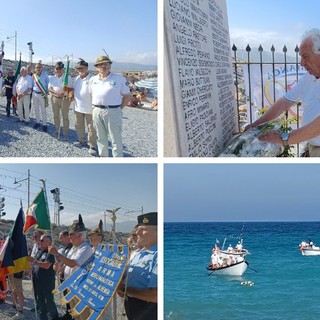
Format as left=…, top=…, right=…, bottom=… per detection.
left=164, top=0, right=237, bottom=157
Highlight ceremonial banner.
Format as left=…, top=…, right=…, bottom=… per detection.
left=243, top=64, right=307, bottom=123
left=54, top=244, right=128, bottom=320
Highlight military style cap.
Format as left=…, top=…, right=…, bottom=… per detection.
left=94, top=55, right=113, bottom=66
left=55, top=61, right=64, bottom=69
left=69, top=214, right=86, bottom=233
left=137, top=212, right=157, bottom=226
left=88, top=219, right=103, bottom=236
left=75, top=58, right=88, bottom=69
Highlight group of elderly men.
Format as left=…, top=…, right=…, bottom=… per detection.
left=25, top=211, right=157, bottom=320
left=2, top=55, right=132, bottom=157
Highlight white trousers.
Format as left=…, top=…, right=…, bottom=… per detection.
left=33, top=93, right=47, bottom=125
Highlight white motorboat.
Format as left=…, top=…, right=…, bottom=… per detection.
left=299, top=241, right=320, bottom=256
left=207, top=257, right=248, bottom=276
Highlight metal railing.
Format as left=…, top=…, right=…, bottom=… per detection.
left=232, top=43, right=302, bottom=128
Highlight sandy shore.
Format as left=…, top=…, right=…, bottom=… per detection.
left=0, top=279, right=127, bottom=319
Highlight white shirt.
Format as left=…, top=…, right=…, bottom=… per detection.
left=64, top=241, right=93, bottom=278
left=73, top=73, right=92, bottom=114
left=284, top=73, right=320, bottom=145
left=49, top=74, right=73, bottom=93
left=90, top=72, right=130, bottom=106
left=16, top=74, right=33, bottom=94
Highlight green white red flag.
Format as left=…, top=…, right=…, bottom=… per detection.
left=23, top=189, right=51, bottom=234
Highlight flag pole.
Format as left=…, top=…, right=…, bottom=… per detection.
left=39, top=179, right=64, bottom=315
left=23, top=199, right=38, bottom=320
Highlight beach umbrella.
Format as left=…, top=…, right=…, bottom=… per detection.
left=135, top=78, right=158, bottom=90
left=135, top=78, right=158, bottom=99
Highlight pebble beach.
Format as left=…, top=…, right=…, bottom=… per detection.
left=0, top=96, right=157, bottom=158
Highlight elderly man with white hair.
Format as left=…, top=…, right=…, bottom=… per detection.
left=246, top=28, right=320, bottom=157
left=48, top=215, right=92, bottom=320
left=16, top=66, right=33, bottom=124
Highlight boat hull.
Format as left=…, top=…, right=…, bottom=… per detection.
left=207, top=261, right=247, bottom=276
left=301, top=249, right=320, bottom=256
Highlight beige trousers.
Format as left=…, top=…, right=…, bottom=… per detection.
left=92, top=107, right=123, bottom=157
left=74, top=111, right=97, bottom=147
left=51, top=95, right=71, bottom=135
left=17, top=94, right=31, bottom=122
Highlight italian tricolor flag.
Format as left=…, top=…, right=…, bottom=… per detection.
left=23, top=189, right=51, bottom=234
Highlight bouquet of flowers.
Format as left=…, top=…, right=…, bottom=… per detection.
left=220, top=123, right=283, bottom=157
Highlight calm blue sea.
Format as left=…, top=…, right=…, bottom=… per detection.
left=165, top=222, right=320, bottom=320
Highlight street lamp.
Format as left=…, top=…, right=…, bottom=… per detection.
left=6, top=30, right=17, bottom=64
left=105, top=206, right=121, bottom=320
left=0, top=197, right=5, bottom=220
left=106, top=207, right=121, bottom=242
left=27, top=42, right=34, bottom=64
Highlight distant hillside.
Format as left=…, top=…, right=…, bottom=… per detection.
left=1, top=58, right=157, bottom=74
left=234, top=48, right=298, bottom=63
left=88, top=61, right=157, bottom=72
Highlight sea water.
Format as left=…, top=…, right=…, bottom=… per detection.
left=164, top=222, right=320, bottom=320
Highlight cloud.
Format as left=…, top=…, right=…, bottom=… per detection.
left=229, top=28, right=300, bottom=53
left=116, top=51, right=157, bottom=65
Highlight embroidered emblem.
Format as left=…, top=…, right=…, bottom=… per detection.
left=143, top=217, right=149, bottom=224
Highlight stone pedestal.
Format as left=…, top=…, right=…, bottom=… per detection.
left=164, top=0, right=237, bottom=157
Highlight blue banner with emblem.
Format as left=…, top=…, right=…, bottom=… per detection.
left=54, top=244, right=128, bottom=320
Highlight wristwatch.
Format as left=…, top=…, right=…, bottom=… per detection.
left=280, top=132, right=290, bottom=147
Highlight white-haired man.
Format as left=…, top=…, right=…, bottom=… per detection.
left=246, top=28, right=320, bottom=156
left=16, top=66, right=33, bottom=124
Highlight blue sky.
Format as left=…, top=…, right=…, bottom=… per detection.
left=165, top=164, right=320, bottom=222
left=0, top=0, right=157, bottom=66
left=226, top=0, right=320, bottom=53
left=0, top=164, right=157, bottom=232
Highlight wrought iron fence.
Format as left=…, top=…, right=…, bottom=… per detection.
left=231, top=44, right=302, bottom=127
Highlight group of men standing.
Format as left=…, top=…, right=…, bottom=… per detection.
left=2, top=54, right=132, bottom=157
left=22, top=211, right=158, bottom=320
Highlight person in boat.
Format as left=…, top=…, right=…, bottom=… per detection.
left=235, top=241, right=243, bottom=252
left=228, top=255, right=236, bottom=266
left=227, top=244, right=233, bottom=252
left=309, top=239, right=314, bottom=247
left=210, top=251, right=220, bottom=268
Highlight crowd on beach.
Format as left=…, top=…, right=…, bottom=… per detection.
left=0, top=211, right=158, bottom=320
left=0, top=51, right=157, bottom=158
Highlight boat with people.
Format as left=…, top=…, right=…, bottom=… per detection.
left=299, top=240, right=320, bottom=256
left=213, top=238, right=250, bottom=258
left=207, top=256, right=248, bottom=276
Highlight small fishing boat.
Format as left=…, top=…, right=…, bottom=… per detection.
left=299, top=241, right=320, bottom=256
left=213, top=238, right=250, bottom=258
left=207, top=257, right=248, bottom=276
